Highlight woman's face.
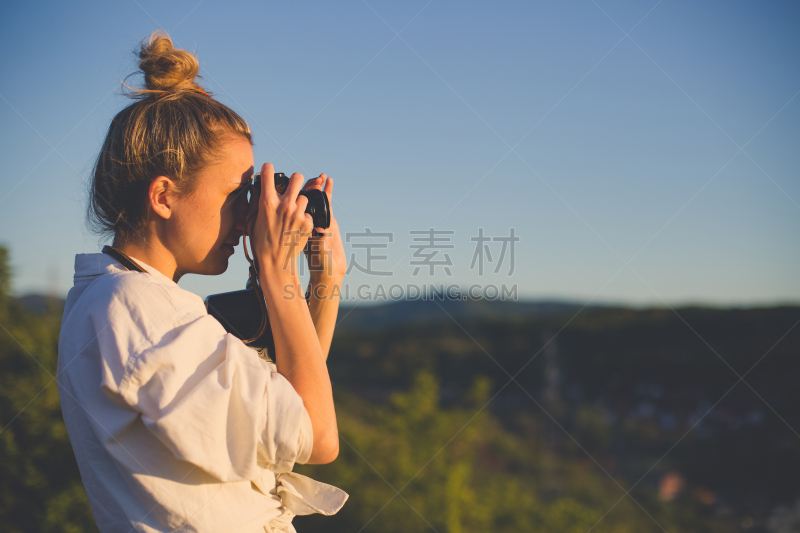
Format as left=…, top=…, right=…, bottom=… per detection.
left=168, top=136, right=254, bottom=277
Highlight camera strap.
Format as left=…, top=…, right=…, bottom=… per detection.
left=242, top=218, right=270, bottom=345
left=102, top=245, right=148, bottom=274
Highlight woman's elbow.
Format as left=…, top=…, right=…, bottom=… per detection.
left=308, top=431, right=339, bottom=464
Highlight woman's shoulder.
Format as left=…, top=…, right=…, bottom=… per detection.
left=70, top=253, right=207, bottom=337
left=101, top=271, right=200, bottom=312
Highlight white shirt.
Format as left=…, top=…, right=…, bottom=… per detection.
left=57, top=252, right=347, bottom=533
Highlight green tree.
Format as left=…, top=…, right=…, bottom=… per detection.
left=0, top=246, right=97, bottom=532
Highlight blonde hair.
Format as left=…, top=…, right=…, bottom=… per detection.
left=88, top=30, right=252, bottom=243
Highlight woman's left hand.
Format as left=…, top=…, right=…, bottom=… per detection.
left=302, top=174, right=347, bottom=282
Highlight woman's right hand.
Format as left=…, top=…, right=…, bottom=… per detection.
left=249, top=163, right=315, bottom=285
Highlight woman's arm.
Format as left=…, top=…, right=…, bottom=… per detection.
left=301, top=174, right=347, bottom=361
left=307, top=276, right=343, bottom=361
left=252, top=163, right=339, bottom=465
left=260, top=271, right=339, bottom=464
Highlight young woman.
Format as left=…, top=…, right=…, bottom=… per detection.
left=57, top=31, right=348, bottom=532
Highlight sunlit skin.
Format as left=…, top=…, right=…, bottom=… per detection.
left=112, top=136, right=254, bottom=280
left=114, top=137, right=343, bottom=464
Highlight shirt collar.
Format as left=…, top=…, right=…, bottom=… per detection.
left=73, top=252, right=176, bottom=286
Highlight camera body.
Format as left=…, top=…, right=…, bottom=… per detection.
left=204, top=171, right=332, bottom=356
left=251, top=172, right=330, bottom=229
left=205, top=288, right=276, bottom=351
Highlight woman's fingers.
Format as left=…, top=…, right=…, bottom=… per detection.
left=283, top=172, right=305, bottom=204
left=323, top=176, right=333, bottom=202
left=295, top=193, right=310, bottom=218
left=263, top=167, right=314, bottom=231
left=302, top=176, right=324, bottom=191
left=260, top=162, right=278, bottom=206
left=252, top=165, right=323, bottom=274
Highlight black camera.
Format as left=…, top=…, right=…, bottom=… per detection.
left=204, top=171, right=332, bottom=357
left=251, top=172, right=330, bottom=230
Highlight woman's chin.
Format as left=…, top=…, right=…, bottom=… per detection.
left=214, top=256, right=232, bottom=275
left=194, top=255, right=232, bottom=277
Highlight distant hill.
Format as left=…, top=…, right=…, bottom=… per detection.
left=15, top=294, right=65, bottom=314
left=334, top=298, right=604, bottom=330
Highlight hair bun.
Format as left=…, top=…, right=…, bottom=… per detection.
left=137, top=30, right=202, bottom=93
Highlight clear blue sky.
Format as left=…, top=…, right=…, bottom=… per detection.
left=1, top=0, right=798, bottom=306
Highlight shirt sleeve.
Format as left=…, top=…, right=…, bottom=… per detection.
left=98, top=303, right=314, bottom=482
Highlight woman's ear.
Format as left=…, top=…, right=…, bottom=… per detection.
left=148, top=176, right=176, bottom=220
